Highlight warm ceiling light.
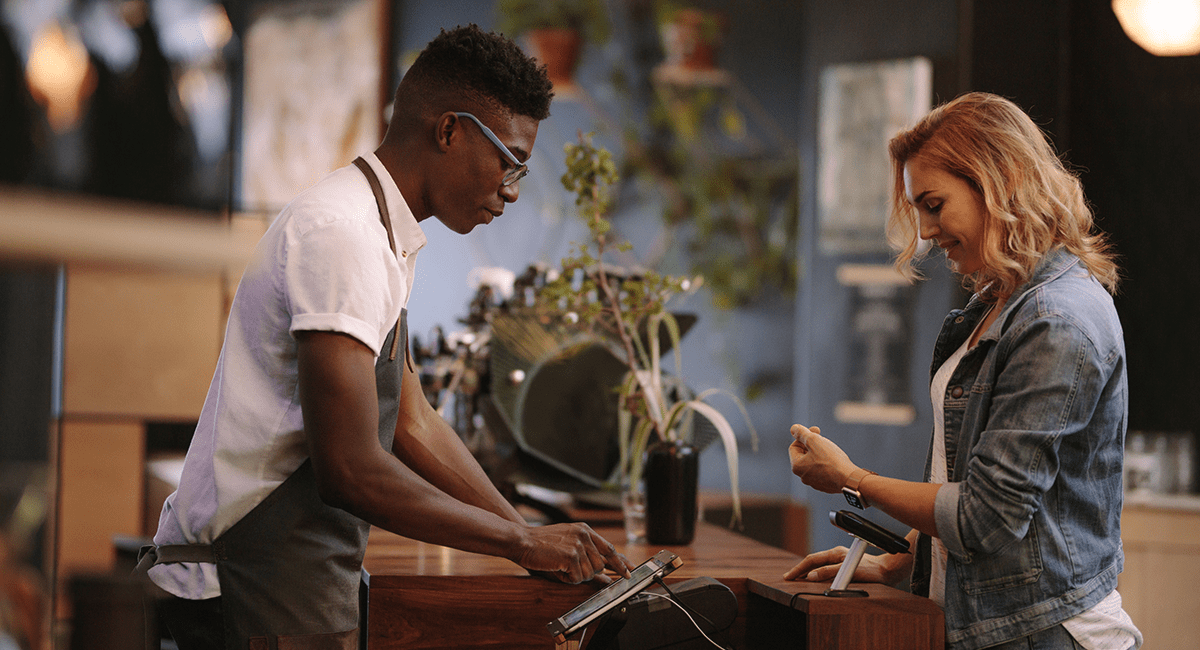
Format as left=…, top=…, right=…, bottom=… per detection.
left=199, top=4, right=234, bottom=51
left=1113, top=0, right=1200, bottom=56
left=25, top=22, right=96, bottom=131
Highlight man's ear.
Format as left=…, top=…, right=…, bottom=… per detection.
left=434, top=112, right=459, bottom=153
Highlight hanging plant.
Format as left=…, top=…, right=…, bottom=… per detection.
left=655, top=4, right=727, bottom=71
left=496, top=0, right=612, bottom=90
left=621, top=75, right=800, bottom=310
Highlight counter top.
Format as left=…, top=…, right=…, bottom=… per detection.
left=361, top=521, right=943, bottom=649
left=1124, top=490, right=1200, bottom=512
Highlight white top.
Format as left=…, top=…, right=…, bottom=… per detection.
left=150, top=154, right=426, bottom=599
left=929, top=314, right=1141, bottom=649
left=928, top=324, right=971, bottom=608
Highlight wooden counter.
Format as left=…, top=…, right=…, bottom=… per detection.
left=1119, top=497, right=1200, bottom=650
left=361, top=521, right=943, bottom=649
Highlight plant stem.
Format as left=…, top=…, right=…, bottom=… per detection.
left=590, top=185, right=642, bottom=396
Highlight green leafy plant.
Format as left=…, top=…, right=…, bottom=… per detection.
left=534, top=132, right=757, bottom=527
left=495, top=0, right=612, bottom=44
left=599, top=3, right=798, bottom=310
left=621, top=82, right=799, bottom=309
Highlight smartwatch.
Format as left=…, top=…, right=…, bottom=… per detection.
left=842, top=468, right=878, bottom=509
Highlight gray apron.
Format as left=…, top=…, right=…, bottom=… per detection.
left=139, top=157, right=405, bottom=649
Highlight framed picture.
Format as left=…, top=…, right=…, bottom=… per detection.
left=834, top=264, right=917, bottom=426
left=238, top=0, right=391, bottom=213
left=817, top=57, right=932, bottom=255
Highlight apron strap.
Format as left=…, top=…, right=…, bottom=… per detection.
left=351, top=157, right=396, bottom=256
left=135, top=543, right=218, bottom=573
left=351, top=156, right=403, bottom=363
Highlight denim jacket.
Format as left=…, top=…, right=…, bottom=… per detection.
left=912, top=248, right=1127, bottom=650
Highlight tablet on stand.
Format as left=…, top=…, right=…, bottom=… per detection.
left=547, top=550, right=683, bottom=645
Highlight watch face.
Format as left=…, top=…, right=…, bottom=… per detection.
left=843, top=487, right=865, bottom=509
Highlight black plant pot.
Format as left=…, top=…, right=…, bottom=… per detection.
left=644, top=441, right=699, bottom=545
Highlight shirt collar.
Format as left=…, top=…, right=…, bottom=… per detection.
left=361, top=152, right=426, bottom=258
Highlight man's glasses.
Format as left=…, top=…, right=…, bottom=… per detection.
left=454, top=112, right=529, bottom=187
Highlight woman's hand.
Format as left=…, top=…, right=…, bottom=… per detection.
left=784, top=545, right=912, bottom=586
left=790, top=424, right=943, bottom=543
left=788, top=424, right=858, bottom=494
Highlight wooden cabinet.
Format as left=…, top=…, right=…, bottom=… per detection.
left=54, top=267, right=227, bottom=618
left=47, top=209, right=266, bottom=598
left=56, top=420, right=145, bottom=581
left=1119, top=497, right=1200, bottom=649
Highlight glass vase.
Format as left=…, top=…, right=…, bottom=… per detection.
left=621, top=483, right=647, bottom=545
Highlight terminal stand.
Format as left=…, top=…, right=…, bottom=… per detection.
left=824, top=535, right=872, bottom=597
left=821, top=510, right=910, bottom=598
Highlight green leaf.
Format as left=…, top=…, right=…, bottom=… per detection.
left=682, top=399, right=744, bottom=529
left=694, top=387, right=759, bottom=453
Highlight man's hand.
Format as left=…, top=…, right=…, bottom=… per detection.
left=784, top=544, right=912, bottom=586
left=515, top=523, right=634, bottom=585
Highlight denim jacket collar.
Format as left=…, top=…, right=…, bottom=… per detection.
left=932, top=247, right=1080, bottom=374
left=974, top=247, right=1080, bottom=345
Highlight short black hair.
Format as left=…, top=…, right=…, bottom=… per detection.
left=403, top=24, right=553, bottom=121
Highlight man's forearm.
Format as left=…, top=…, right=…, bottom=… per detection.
left=390, top=356, right=527, bottom=523
left=330, top=443, right=533, bottom=561
left=392, top=403, right=526, bottom=524
left=297, top=330, right=527, bottom=554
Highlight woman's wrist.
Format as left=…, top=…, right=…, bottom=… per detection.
left=843, top=467, right=878, bottom=508
left=881, top=551, right=914, bottom=586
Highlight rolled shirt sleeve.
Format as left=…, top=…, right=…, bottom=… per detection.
left=285, top=214, right=404, bottom=356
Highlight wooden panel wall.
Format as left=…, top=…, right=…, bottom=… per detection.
left=56, top=420, right=144, bottom=577
left=61, top=267, right=224, bottom=419
left=55, top=266, right=229, bottom=620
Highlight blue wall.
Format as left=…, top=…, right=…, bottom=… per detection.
left=394, top=0, right=805, bottom=503
left=394, top=0, right=964, bottom=555
left=793, top=0, right=960, bottom=556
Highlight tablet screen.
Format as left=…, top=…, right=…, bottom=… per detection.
left=547, top=550, right=681, bottom=639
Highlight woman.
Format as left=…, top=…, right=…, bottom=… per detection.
left=787, top=92, right=1141, bottom=650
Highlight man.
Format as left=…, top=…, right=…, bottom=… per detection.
left=140, top=25, right=632, bottom=649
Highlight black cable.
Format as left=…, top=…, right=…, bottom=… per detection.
left=639, top=590, right=727, bottom=650
left=651, top=576, right=723, bottom=640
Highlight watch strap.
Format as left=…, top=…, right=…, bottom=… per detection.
left=845, top=468, right=877, bottom=492
left=844, top=468, right=878, bottom=508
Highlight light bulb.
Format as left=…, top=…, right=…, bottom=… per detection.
left=1113, top=0, right=1200, bottom=56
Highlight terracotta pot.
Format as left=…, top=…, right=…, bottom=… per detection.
left=659, top=9, right=724, bottom=71
left=525, top=28, right=583, bottom=89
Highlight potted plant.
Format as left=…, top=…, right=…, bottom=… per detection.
left=655, top=2, right=726, bottom=72
left=582, top=2, right=799, bottom=310
left=495, top=0, right=612, bottom=89
left=531, top=132, right=757, bottom=544
left=618, top=74, right=799, bottom=310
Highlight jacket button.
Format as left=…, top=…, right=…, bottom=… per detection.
left=950, top=386, right=964, bottom=398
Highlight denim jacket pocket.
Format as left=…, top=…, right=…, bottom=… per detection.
left=958, top=523, right=1043, bottom=595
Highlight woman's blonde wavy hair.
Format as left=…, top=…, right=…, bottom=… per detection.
left=887, top=92, right=1119, bottom=301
